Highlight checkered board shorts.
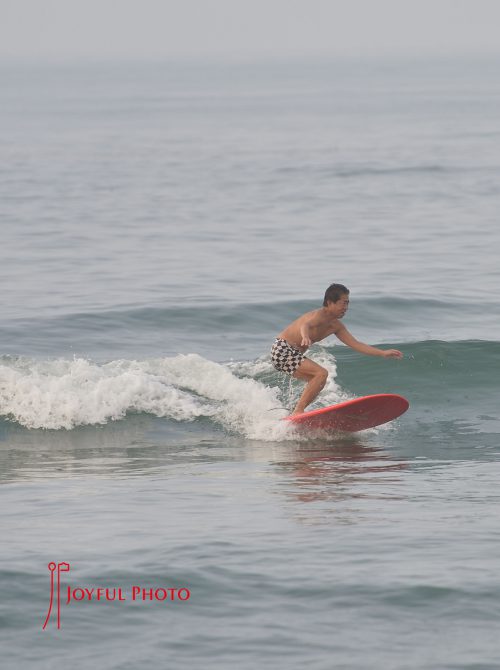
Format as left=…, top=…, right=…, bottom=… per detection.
left=271, top=338, right=305, bottom=375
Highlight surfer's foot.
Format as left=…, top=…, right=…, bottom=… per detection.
left=289, top=406, right=306, bottom=416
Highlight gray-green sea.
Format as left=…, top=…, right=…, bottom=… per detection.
left=1, top=58, right=500, bottom=669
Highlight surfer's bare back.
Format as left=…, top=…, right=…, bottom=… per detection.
left=271, top=283, right=403, bottom=416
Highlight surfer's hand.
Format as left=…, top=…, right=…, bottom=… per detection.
left=383, top=349, right=403, bottom=359
left=301, top=336, right=312, bottom=347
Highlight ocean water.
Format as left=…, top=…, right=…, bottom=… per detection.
left=1, top=58, right=500, bottom=669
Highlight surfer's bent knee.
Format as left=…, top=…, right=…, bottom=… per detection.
left=314, top=367, right=328, bottom=385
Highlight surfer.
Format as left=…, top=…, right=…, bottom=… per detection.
left=271, top=283, right=403, bottom=415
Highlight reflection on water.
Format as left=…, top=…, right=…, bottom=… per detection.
left=3, top=415, right=481, bottom=532
left=0, top=416, right=404, bottom=485
left=263, top=437, right=409, bottom=526
left=3, top=412, right=493, bottom=534
left=274, top=439, right=407, bottom=502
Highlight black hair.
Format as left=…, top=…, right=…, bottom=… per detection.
left=323, top=283, right=349, bottom=306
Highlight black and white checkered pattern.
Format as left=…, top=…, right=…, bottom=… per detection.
left=270, top=338, right=305, bottom=375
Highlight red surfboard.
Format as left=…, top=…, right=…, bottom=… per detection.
left=284, top=394, right=409, bottom=432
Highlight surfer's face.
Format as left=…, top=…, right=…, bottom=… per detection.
left=327, top=295, right=349, bottom=318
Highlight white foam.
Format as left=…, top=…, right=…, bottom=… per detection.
left=0, top=356, right=208, bottom=430
left=147, top=354, right=291, bottom=440
left=0, top=351, right=355, bottom=440
left=0, top=354, right=290, bottom=438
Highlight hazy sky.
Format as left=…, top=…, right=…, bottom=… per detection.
left=2, top=0, right=500, bottom=63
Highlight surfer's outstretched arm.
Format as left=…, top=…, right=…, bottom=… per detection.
left=335, top=325, right=403, bottom=358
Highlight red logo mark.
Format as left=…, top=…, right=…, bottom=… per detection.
left=42, top=562, right=191, bottom=630
left=42, top=562, right=70, bottom=630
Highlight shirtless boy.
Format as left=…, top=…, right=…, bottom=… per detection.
left=271, top=283, right=403, bottom=415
